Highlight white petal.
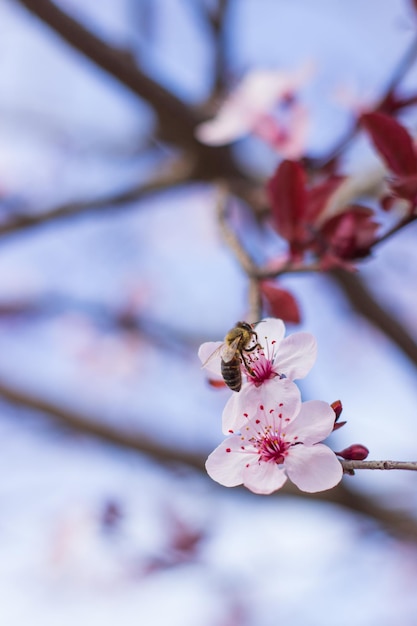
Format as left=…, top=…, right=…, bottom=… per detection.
left=222, top=378, right=301, bottom=434
left=275, top=332, right=317, bottom=379
left=195, top=109, right=253, bottom=145
left=255, top=318, right=286, bottom=344
left=243, top=460, right=287, bottom=494
left=284, top=400, right=335, bottom=445
left=205, top=438, right=252, bottom=487
left=198, top=341, right=223, bottom=377
left=222, top=391, right=244, bottom=434
left=285, top=444, right=343, bottom=493
left=195, top=63, right=314, bottom=147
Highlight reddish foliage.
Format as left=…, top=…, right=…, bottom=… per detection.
left=331, top=399, right=343, bottom=420
left=267, top=160, right=308, bottom=255
left=331, top=400, right=346, bottom=431
left=267, top=160, right=378, bottom=264
left=260, top=282, right=301, bottom=323
left=306, top=175, right=346, bottom=222
left=320, top=206, right=379, bottom=260
left=361, top=112, right=417, bottom=177
left=362, top=112, right=417, bottom=210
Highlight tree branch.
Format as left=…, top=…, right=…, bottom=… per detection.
left=1, top=376, right=417, bottom=540
left=13, top=0, right=241, bottom=180
left=342, top=460, right=417, bottom=471
left=331, top=268, right=417, bottom=369
left=0, top=166, right=189, bottom=238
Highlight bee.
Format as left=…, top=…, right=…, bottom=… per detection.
left=205, top=321, right=262, bottom=392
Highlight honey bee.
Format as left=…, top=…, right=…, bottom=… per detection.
left=205, top=321, right=262, bottom=392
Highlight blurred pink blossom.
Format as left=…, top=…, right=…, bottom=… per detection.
left=195, top=64, right=313, bottom=157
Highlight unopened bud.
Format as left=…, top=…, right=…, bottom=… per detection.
left=336, top=444, right=369, bottom=460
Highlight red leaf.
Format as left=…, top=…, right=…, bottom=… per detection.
left=267, top=160, right=307, bottom=246
left=321, top=206, right=379, bottom=259
left=260, top=282, right=301, bottom=324
left=361, top=112, right=417, bottom=176
left=306, top=176, right=346, bottom=223
left=390, top=174, right=417, bottom=205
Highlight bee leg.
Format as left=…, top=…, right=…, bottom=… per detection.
left=245, top=341, right=263, bottom=354
left=240, top=352, right=256, bottom=378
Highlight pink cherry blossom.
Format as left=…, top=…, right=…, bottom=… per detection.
left=195, top=64, right=313, bottom=157
left=206, top=392, right=343, bottom=494
left=218, top=318, right=316, bottom=433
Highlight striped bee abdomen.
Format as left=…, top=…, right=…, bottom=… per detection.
left=221, top=355, right=242, bottom=392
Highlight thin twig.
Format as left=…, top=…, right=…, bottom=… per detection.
left=216, top=185, right=259, bottom=276
left=247, top=278, right=263, bottom=323
left=342, top=460, right=417, bottom=472
left=309, top=33, right=417, bottom=171
left=208, top=0, right=230, bottom=97
left=0, top=166, right=189, bottom=238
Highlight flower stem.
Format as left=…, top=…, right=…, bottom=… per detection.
left=342, top=460, right=417, bottom=472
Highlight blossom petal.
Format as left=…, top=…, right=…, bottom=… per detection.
left=275, top=332, right=317, bottom=379
left=205, top=437, right=252, bottom=487
left=285, top=444, right=343, bottom=492
left=222, top=378, right=301, bottom=434
left=255, top=317, right=286, bottom=344
left=198, top=341, right=223, bottom=377
left=284, top=400, right=335, bottom=445
left=195, top=66, right=313, bottom=147
left=243, top=460, right=288, bottom=494
left=196, top=108, right=254, bottom=145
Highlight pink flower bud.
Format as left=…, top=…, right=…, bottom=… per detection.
left=336, top=444, right=369, bottom=460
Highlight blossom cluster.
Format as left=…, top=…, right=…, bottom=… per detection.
left=199, top=318, right=346, bottom=495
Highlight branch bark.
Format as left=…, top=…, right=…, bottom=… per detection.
left=1, top=376, right=417, bottom=540
left=342, top=460, right=417, bottom=471
left=331, top=268, right=417, bottom=369
left=13, top=0, right=242, bottom=180
left=0, top=165, right=189, bottom=238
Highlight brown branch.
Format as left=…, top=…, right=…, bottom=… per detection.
left=342, top=460, right=417, bottom=471
left=13, top=0, right=241, bottom=180
left=207, top=0, right=230, bottom=97
left=15, top=0, right=197, bottom=146
left=331, top=268, right=417, bottom=369
left=0, top=166, right=189, bottom=238
left=1, top=376, right=417, bottom=540
left=216, top=185, right=259, bottom=276
left=0, top=378, right=205, bottom=470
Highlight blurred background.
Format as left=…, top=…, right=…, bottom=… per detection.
left=1, top=0, right=417, bottom=624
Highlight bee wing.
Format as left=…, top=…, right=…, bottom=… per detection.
left=221, top=336, right=241, bottom=363
left=199, top=341, right=224, bottom=375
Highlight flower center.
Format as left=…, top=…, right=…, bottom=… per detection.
left=254, top=432, right=290, bottom=464
left=244, top=344, right=279, bottom=386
